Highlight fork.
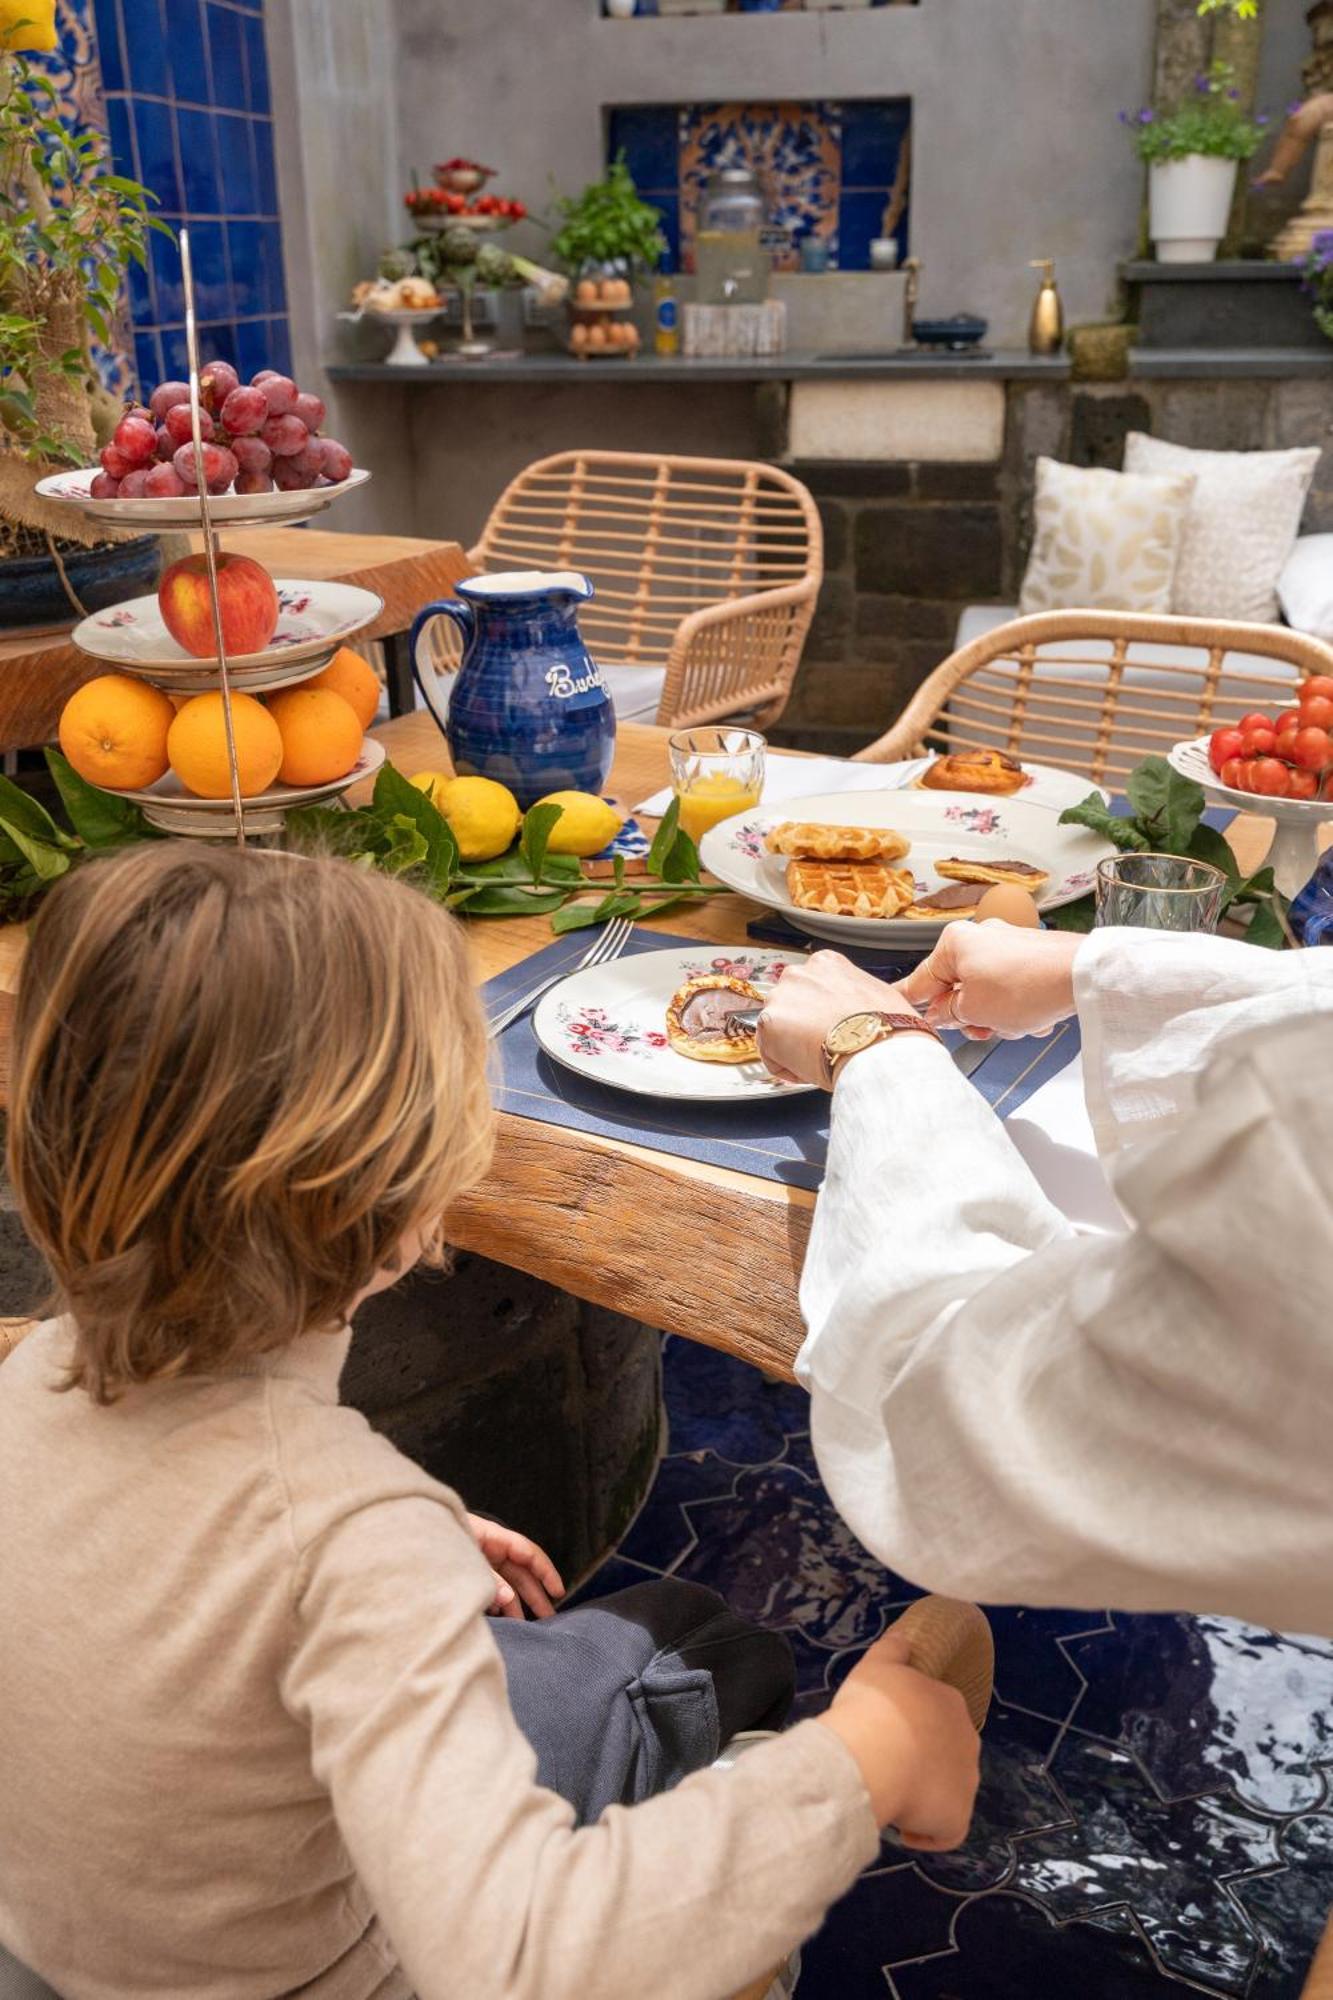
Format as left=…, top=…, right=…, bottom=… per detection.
left=486, top=916, right=635, bottom=1039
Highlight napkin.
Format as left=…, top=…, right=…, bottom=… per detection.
left=633, top=754, right=927, bottom=819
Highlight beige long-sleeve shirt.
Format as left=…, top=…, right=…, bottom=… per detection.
left=798, top=927, right=1333, bottom=1635
left=0, top=1323, right=876, bottom=2000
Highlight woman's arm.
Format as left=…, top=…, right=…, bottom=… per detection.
left=796, top=1007, right=1333, bottom=1633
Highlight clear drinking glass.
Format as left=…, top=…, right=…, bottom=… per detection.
left=1094, top=853, right=1227, bottom=934
left=668, top=728, right=766, bottom=846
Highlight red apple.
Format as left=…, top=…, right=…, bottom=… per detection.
left=157, top=552, right=280, bottom=660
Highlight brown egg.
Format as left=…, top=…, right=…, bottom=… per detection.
left=587, top=321, right=608, bottom=349
left=570, top=322, right=589, bottom=349
left=575, top=279, right=599, bottom=307
left=973, top=883, right=1042, bottom=928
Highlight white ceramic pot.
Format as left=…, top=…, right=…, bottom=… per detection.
left=1148, top=154, right=1238, bottom=263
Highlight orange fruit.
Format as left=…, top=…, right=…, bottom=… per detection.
left=265, top=687, right=363, bottom=787
left=58, top=674, right=175, bottom=791
left=303, top=648, right=381, bottom=729
left=167, top=692, right=283, bottom=798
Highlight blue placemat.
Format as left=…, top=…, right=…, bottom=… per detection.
left=484, top=928, right=1081, bottom=1194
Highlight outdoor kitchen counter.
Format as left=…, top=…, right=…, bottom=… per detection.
left=325, top=348, right=1072, bottom=385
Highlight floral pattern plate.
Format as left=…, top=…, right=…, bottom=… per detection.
left=35, top=464, right=371, bottom=531
left=698, top=788, right=1113, bottom=944
left=72, top=580, right=384, bottom=687
left=531, top=946, right=816, bottom=1103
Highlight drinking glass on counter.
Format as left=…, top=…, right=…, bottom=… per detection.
left=668, top=728, right=766, bottom=844
left=1094, top=853, right=1227, bottom=934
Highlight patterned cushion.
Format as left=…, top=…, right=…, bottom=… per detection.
left=1124, top=432, right=1320, bottom=624
left=1019, top=458, right=1197, bottom=616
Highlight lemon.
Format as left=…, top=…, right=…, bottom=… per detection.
left=410, top=771, right=520, bottom=861
left=530, top=790, right=624, bottom=859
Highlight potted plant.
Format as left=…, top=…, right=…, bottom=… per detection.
left=1124, top=62, right=1268, bottom=262
left=0, top=11, right=167, bottom=628
left=549, top=155, right=666, bottom=286
left=1302, top=229, right=1333, bottom=340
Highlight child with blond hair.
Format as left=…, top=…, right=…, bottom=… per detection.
left=0, top=845, right=978, bottom=2000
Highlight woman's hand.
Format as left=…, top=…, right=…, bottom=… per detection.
left=756, top=951, right=910, bottom=1086
left=467, top=1514, right=566, bottom=1620
left=898, top=923, right=1083, bottom=1042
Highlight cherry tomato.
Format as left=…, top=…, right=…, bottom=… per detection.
left=1287, top=767, right=1319, bottom=800
left=1237, top=711, right=1275, bottom=735
left=1219, top=755, right=1246, bottom=788
left=1241, top=723, right=1277, bottom=756
left=1251, top=757, right=1291, bottom=797
left=1300, top=675, right=1333, bottom=704
left=1299, top=694, right=1333, bottom=731
left=1287, top=725, right=1331, bottom=771
left=1209, top=726, right=1245, bottom=773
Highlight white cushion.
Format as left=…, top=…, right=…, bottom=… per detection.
left=1124, top=432, right=1319, bottom=624
left=1277, top=534, right=1333, bottom=641
left=1019, top=458, right=1196, bottom=617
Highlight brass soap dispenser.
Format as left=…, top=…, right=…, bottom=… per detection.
left=1028, top=259, right=1065, bottom=356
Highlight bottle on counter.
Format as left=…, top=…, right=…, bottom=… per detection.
left=654, top=256, right=680, bottom=356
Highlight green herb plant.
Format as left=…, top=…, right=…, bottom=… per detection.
left=548, top=155, right=665, bottom=277
left=287, top=764, right=729, bottom=934
left=1124, top=61, right=1268, bottom=165
left=1050, top=756, right=1289, bottom=947
left=0, top=746, right=161, bottom=919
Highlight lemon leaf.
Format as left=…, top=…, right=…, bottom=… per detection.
left=520, top=802, right=563, bottom=881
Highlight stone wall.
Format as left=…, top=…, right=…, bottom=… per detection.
left=775, top=373, right=1333, bottom=755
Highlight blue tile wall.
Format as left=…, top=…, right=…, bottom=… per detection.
left=608, top=97, right=911, bottom=273
left=83, top=0, right=291, bottom=395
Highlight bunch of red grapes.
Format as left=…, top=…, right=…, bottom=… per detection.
left=90, top=361, right=354, bottom=502
left=1207, top=674, right=1333, bottom=800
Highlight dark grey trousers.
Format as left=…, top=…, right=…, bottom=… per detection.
left=0, top=1578, right=793, bottom=1996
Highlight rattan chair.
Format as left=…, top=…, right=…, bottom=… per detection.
left=456, top=449, right=823, bottom=730
left=854, top=609, right=1333, bottom=787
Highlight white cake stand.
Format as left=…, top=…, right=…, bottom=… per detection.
left=341, top=307, right=441, bottom=367
left=1169, top=735, right=1332, bottom=898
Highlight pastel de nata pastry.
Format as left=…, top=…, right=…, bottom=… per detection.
left=786, top=859, right=916, bottom=920
left=764, top=821, right=911, bottom=864
left=935, top=856, right=1050, bottom=893
left=919, top=749, right=1026, bottom=797
left=666, top=974, right=763, bottom=1064
left=900, top=882, right=989, bottom=922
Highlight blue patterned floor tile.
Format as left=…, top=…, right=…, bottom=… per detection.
left=616, top=1449, right=742, bottom=1572
left=1236, top=1811, right=1333, bottom=1996
left=904, top=1705, right=1072, bottom=1896
left=1065, top=1612, right=1333, bottom=1817
left=883, top=1894, right=1193, bottom=2000
left=673, top=1459, right=912, bottom=1653
left=566, top=1553, right=664, bottom=1604
left=1011, top=1733, right=1281, bottom=1991
left=799, top=1864, right=962, bottom=1992
left=984, top=1604, right=1114, bottom=1727
left=661, top=1335, right=810, bottom=1464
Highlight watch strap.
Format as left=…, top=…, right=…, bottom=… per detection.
left=822, top=1010, right=941, bottom=1088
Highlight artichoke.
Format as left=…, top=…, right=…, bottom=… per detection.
left=378, top=247, right=417, bottom=282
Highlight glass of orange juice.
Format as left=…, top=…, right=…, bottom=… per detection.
left=668, top=728, right=766, bottom=845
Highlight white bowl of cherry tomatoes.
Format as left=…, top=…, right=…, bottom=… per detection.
left=1203, top=674, right=1333, bottom=802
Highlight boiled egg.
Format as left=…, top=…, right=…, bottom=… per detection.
left=973, top=883, right=1041, bottom=928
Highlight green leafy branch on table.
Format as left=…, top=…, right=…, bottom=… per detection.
left=0, top=748, right=162, bottom=917
left=286, top=764, right=728, bottom=933
left=1049, top=756, right=1290, bottom=948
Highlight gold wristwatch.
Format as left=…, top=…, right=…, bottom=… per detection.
left=820, top=1010, right=941, bottom=1089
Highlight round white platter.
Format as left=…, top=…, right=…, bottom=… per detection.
left=532, top=945, right=815, bottom=1103
left=72, top=580, right=383, bottom=690
left=1168, top=734, right=1332, bottom=899
left=34, top=464, right=371, bottom=532
left=699, top=789, right=1112, bottom=945
left=101, top=737, right=384, bottom=838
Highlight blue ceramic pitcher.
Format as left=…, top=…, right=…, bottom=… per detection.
left=409, top=570, right=615, bottom=809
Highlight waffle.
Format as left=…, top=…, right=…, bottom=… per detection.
left=786, top=859, right=916, bottom=920
left=765, top=821, right=911, bottom=863
left=666, top=974, right=762, bottom=1064
left=935, top=856, right=1050, bottom=892
left=918, top=750, right=1027, bottom=797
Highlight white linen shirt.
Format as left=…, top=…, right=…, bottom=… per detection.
left=797, top=928, right=1333, bottom=1636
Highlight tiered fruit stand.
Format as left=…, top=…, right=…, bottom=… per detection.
left=34, top=234, right=382, bottom=844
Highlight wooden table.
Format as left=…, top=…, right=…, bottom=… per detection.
left=0, top=528, right=471, bottom=751
left=0, top=717, right=1323, bottom=1379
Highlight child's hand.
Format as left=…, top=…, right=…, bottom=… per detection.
left=816, top=1627, right=981, bottom=1850
left=466, top=1514, right=566, bottom=1620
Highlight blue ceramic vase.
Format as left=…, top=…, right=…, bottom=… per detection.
left=410, top=571, right=615, bottom=809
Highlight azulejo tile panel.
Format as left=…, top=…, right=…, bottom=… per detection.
left=608, top=96, right=911, bottom=272
left=48, top=0, right=291, bottom=401
left=576, top=1337, right=1331, bottom=1997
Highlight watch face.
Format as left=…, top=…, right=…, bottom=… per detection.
left=826, top=1011, right=885, bottom=1058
